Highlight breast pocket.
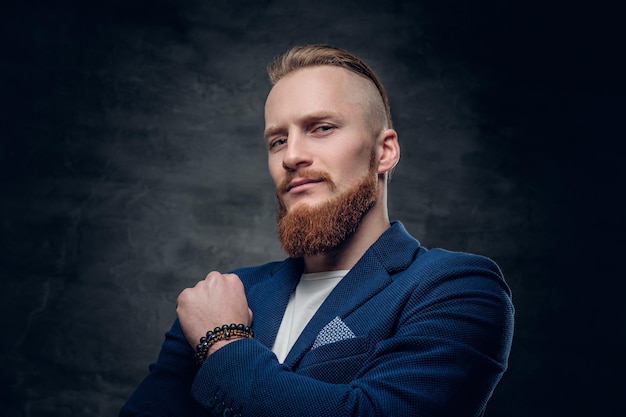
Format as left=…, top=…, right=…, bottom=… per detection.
left=296, top=336, right=371, bottom=383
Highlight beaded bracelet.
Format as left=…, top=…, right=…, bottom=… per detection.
left=195, top=323, right=254, bottom=365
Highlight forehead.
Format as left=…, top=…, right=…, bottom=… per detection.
left=264, top=66, right=374, bottom=123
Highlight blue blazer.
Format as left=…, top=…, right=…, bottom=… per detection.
left=120, top=222, right=514, bottom=417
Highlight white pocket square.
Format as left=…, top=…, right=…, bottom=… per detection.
left=312, top=316, right=356, bottom=349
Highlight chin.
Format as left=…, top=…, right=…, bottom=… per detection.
left=284, top=195, right=329, bottom=211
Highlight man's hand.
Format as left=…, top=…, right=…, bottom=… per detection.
left=176, top=271, right=253, bottom=354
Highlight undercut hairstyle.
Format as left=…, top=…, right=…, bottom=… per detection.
left=267, top=44, right=393, bottom=129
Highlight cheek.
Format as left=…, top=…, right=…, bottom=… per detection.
left=338, top=144, right=374, bottom=178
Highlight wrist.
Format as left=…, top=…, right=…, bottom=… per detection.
left=195, top=323, right=254, bottom=365
left=207, top=338, right=241, bottom=355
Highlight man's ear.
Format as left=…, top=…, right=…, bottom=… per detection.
left=377, top=129, right=400, bottom=175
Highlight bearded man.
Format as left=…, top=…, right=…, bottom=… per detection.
left=120, top=44, right=514, bottom=417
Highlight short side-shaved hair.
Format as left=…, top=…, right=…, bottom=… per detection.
left=267, top=44, right=393, bottom=129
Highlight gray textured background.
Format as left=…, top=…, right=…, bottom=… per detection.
left=1, top=0, right=623, bottom=416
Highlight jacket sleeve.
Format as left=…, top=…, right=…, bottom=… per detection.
left=119, top=319, right=203, bottom=417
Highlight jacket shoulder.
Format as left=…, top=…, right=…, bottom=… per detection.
left=229, top=258, right=295, bottom=287
left=411, top=247, right=504, bottom=278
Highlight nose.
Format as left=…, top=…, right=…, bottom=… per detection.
left=282, top=133, right=312, bottom=172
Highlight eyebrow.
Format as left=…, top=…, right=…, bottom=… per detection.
left=263, top=125, right=285, bottom=142
left=263, top=111, right=342, bottom=141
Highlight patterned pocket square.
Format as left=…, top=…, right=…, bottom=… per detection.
left=312, top=316, right=356, bottom=349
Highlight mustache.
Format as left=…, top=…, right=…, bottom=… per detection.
left=276, top=169, right=336, bottom=195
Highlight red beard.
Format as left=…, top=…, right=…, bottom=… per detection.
left=276, top=154, right=378, bottom=258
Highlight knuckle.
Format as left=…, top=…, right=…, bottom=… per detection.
left=177, top=288, right=189, bottom=301
left=205, top=270, right=222, bottom=280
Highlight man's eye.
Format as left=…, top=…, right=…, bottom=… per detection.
left=270, top=138, right=287, bottom=149
left=314, top=125, right=334, bottom=133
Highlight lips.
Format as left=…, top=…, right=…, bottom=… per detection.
left=286, top=177, right=325, bottom=193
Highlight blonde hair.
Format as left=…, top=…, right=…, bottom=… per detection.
left=267, top=44, right=393, bottom=129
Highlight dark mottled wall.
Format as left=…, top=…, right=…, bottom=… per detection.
left=1, top=0, right=623, bottom=416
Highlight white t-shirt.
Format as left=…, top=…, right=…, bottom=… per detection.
left=272, top=270, right=349, bottom=363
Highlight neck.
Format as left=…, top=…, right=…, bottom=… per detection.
left=302, top=203, right=390, bottom=273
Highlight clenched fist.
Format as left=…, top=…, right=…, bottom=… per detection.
left=176, top=271, right=253, bottom=354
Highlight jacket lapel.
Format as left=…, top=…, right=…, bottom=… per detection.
left=283, top=254, right=392, bottom=367
left=246, top=258, right=303, bottom=348
left=283, top=221, right=421, bottom=368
